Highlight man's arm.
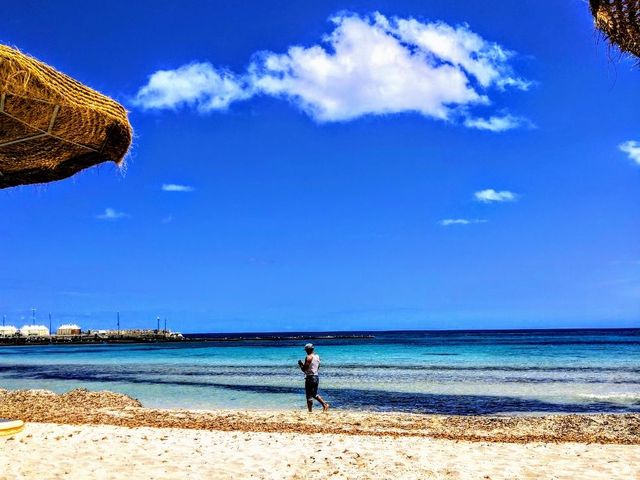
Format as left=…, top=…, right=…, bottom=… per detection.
left=298, top=354, right=312, bottom=372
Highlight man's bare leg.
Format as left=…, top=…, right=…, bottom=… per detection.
left=315, top=395, right=330, bottom=412
left=307, top=399, right=313, bottom=412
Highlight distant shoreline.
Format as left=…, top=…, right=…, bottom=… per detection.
left=1, top=326, right=638, bottom=346
left=0, top=333, right=375, bottom=347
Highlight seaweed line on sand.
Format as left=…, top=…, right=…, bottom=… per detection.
left=0, top=388, right=638, bottom=445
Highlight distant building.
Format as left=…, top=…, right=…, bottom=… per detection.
left=56, top=324, right=81, bottom=336
left=85, top=329, right=109, bottom=337
left=86, top=328, right=183, bottom=339
left=102, top=329, right=157, bottom=337
left=20, top=325, right=50, bottom=337
left=0, top=325, right=17, bottom=337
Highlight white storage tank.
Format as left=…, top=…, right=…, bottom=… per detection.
left=20, top=325, right=50, bottom=337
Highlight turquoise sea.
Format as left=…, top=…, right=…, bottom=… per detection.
left=1, top=329, right=639, bottom=415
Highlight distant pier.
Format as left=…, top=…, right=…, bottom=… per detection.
left=0, top=330, right=374, bottom=346
left=0, top=327, right=184, bottom=346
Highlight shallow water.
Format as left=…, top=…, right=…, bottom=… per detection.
left=1, top=329, right=639, bottom=415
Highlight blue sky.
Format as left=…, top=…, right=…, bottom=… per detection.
left=1, top=0, right=639, bottom=333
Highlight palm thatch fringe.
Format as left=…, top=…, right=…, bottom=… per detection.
left=0, top=45, right=132, bottom=188
left=590, top=0, right=640, bottom=59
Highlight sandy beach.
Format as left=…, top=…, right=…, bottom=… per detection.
left=1, top=389, right=639, bottom=479
left=2, top=422, right=639, bottom=480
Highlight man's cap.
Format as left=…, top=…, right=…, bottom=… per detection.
left=304, top=343, right=314, bottom=350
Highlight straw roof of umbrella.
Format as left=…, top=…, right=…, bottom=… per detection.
left=590, top=0, right=640, bottom=59
left=0, top=45, right=132, bottom=188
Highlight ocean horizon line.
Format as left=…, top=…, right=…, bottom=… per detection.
left=183, top=326, right=640, bottom=337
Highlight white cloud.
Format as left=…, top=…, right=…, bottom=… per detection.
left=439, top=218, right=486, bottom=226
left=252, top=14, right=487, bottom=122
left=474, top=189, right=517, bottom=203
left=619, top=140, right=640, bottom=165
left=134, top=12, right=531, bottom=127
left=134, top=63, right=251, bottom=112
left=161, top=183, right=195, bottom=192
left=390, top=17, right=530, bottom=91
left=96, top=208, right=129, bottom=220
left=463, top=114, right=529, bottom=132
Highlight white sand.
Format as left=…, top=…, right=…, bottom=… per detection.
left=1, top=422, right=638, bottom=480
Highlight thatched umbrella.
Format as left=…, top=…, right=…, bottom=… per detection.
left=0, top=45, right=132, bottom=188
left=590, top=0, right=640, bottom=59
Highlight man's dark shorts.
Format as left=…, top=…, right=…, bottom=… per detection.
left=305, top=375, right=319, bottom=400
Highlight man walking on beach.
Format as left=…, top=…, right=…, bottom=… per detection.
left=298, top=343, right=329, bottom=413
